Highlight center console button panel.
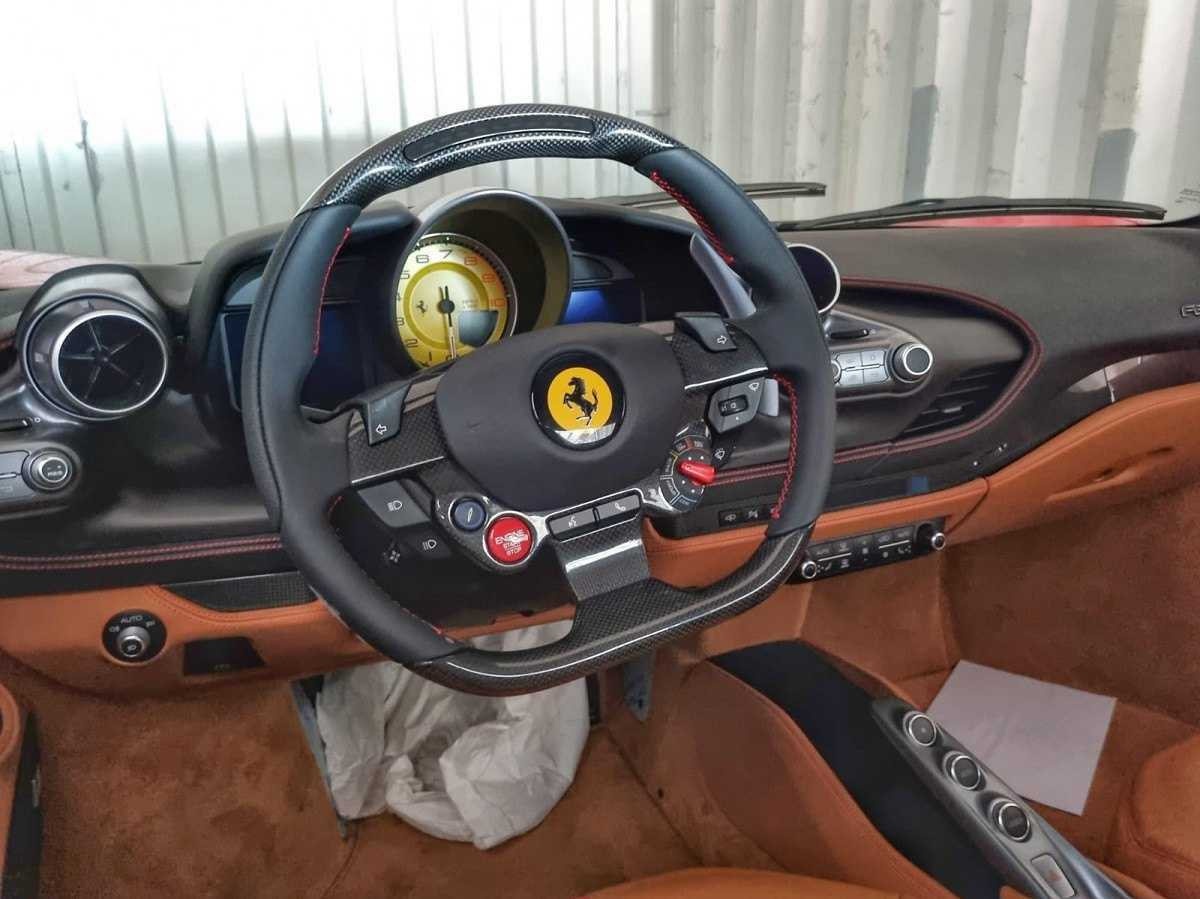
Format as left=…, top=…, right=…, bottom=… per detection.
left=792, top=518, right=945, bottom=581
left=825, top=310, right=934, bottom=395
left=873, top=698, right=1127, bottom=899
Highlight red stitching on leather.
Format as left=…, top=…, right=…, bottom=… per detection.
left=770, top=375, right=799, bottom=519
left=314, top=227, right=351, bottom=356
left=0, top=534, right=282, bottom=571
left=649, top=170, right=734, bottom=264
left=715, top=461, right=790, bottom=487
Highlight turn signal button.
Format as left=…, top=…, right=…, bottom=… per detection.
left=677, top=460, right=716, bottom=486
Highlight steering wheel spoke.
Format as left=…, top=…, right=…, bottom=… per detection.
left=412, top=528, right=808, bottom=695
left=342, top=376, right=448, bottom=486
left=670, top=313, right=769, bottom=393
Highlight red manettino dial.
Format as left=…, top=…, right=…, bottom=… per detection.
left=485, top=514, right=534, bottom=564
left=677, top=460, right=717, bottom=486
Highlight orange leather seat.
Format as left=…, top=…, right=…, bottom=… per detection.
left=586, top=868, right=910, bottom=898
left=1110, top=734, right=1200, bottom=899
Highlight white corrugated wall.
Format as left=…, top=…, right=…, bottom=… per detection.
left=1, top=0, right=1198, bottom=263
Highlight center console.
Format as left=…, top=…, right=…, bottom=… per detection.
left=874, top=698, right=1132, bottom=899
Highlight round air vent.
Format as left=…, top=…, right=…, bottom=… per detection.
left=23, top=296, right=169, bottom=419
left=787, top=243, right=841, bottom=315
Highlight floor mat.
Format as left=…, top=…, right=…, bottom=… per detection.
left=324, top=729, right=696, bottom=898
left=928, top=661, right=1115, bottom=815
left=0, top=653, right=349, bottom=899
left=0, top=651, right=692, bottom=898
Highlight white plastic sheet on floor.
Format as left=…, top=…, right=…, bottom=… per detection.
left=316, top=621, right=588, bottom=849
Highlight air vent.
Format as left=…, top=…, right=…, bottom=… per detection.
left=23, top=297, right=169, bottom=419
left=54, top=310, right=166, bottom=415
left=897, top=362, right=1019, bottom=440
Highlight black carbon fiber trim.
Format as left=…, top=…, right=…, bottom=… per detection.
left=165, top=571, right=315, bottom=611
left=404, top=112, right=593, bottom=160
left=347, top=399, right=447, bottom=484
left=306, top=105, right=679, bottom=209
left=552, top=519, right=649, bottom=599
left=670, top=324, right=767, bottom=390
left=414, top=530, right=808, bottom=695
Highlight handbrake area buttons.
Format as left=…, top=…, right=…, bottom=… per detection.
left=903, top=711, right=938, bottom=747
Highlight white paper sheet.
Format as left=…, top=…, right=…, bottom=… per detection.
left=927, top=661, right=1115, bottom=815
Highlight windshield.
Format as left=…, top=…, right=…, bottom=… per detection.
left=1, top=0, right=1197, bottom=265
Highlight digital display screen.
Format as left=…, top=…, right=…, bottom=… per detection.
left=562, top=281, right=643, bottom=324
left=222, top=304, right=365, bottom=412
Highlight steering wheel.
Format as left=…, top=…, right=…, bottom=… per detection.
left=242, top=105, right=835, bottom=695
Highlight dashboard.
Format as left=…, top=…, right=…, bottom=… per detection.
left=2, top=192, right=1200, bottom=612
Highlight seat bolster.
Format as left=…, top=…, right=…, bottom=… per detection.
left=1109, top=734, right=1200, bottom=899
left=585, top=867, right=907, bottom=899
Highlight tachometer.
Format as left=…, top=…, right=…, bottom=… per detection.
left=394, top=233, right=516, bottom=368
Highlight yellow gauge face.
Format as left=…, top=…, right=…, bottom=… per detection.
left=394, top=233, right=515, bottom=368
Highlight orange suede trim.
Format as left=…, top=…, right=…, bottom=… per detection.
left=682, top=662, right=958, bottom=898
left=1109, top=735, right=1200, bottom=899
left=586, top=867, right=906, bottom=898
left=0, top=684, right=25, bottom=885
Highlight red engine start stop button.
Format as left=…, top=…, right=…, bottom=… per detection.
left=485, top=514, right=534, bottom=565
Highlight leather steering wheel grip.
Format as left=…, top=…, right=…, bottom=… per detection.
left=243, top=103, right=836, bottom=693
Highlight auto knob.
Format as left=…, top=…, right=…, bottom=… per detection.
left=798, top=558, right=819, bottom=580
left=892, top=342, right=934, bottom=382
left=916, top=524, right=947, bottom=552
left=115, top=626, right=152, bottom=661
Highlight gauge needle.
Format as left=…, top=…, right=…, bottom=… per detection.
left=437, top=285, right=458, bottom=359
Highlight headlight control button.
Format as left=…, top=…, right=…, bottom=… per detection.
left=102, top=609, right=166, bottom=663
